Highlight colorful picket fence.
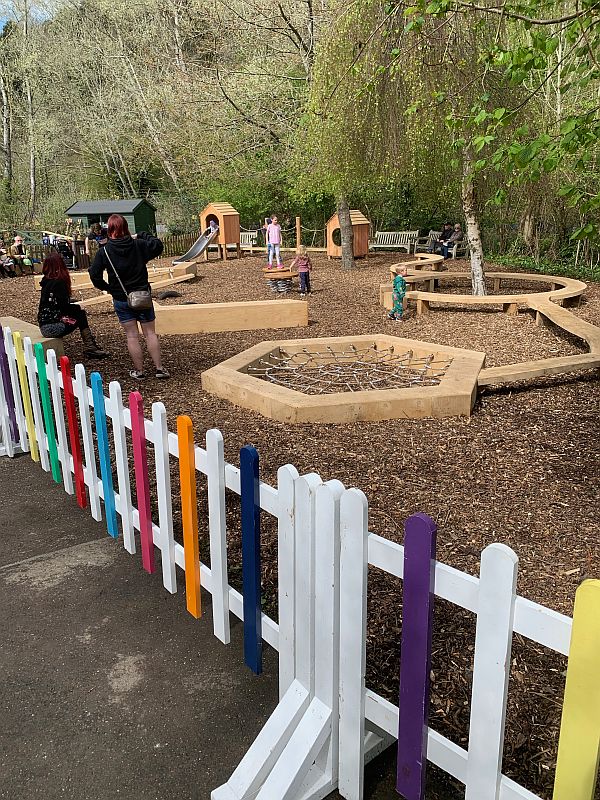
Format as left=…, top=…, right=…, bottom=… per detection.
left=0, top=324, right=598, bottom=800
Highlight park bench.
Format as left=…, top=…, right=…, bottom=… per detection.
left=371, top=230, right=419, bottom=253
left=448, top=239, right=470, bottom=259
left=240, top=231, right=258, bottom=254
left=413, top=230, right=470, bottom=259
left=412, top=230, right=440, bottom=253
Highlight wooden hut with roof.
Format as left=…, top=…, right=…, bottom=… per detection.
left=326, top=209, right=370, bottom=259
left=65, top=199, right=157, bottom=235
left=200, top=202, right=241, bottom=260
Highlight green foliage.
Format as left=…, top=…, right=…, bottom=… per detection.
left=491, top=252, right=600, bottom=282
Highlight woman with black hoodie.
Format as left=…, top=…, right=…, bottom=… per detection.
left=89, top=214, right=169, bottom=380
left=38, top=252, right=108, bottom=358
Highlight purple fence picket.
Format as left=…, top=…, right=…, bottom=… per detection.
left=396, top=512, right=437, bottom=800
left=0, top=325, right=19, bottom=443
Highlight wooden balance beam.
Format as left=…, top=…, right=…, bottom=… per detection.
left=154, top=299, right=308, bottom=335
left=0, top=316, right=64, bottom=356
left=262, top=268, right=298, bottom=281
left=33, top=261, right=198, bottom=292
left=77, top=274, right=196, bottom=309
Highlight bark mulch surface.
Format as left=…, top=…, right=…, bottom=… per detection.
left=2, top=253, right=598, bottom=800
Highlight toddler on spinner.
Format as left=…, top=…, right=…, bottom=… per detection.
left=290, top=245, right=312, bottom=296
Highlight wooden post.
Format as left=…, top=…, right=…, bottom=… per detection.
left=296, top=216, right=301, bottom=252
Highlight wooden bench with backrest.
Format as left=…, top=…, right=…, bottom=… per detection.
left=448, top=238, right=470, bottom=259
left=240, top=231, right=258, bottom=254
left=371, top=230, right=419, bottom=253
left=413, top=230, right=440, bottom=253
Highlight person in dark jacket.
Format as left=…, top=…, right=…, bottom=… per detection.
left=89, top=214, right=169, bottom=380
left=37, top=252, right=108, bottom=358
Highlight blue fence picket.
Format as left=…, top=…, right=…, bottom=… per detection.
left=91, top=372, right=118, bottom=539
left=240, top=445, right=262, bottom=675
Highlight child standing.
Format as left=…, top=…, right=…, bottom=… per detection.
left=267, top=215, right=283, bottom=268
left=291, top=245, right=312, bottom=297
left=388, top=267, right=408, bottom=321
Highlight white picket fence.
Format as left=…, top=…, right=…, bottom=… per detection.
left=0, top=328, right=577, bottom=800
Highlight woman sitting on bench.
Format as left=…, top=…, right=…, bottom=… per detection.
left=37, top=252, right=109, bottom=359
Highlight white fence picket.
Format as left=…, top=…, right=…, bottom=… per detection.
left=338, top=488, right=369, bottom=800
left=23, top=338, right=49, bottom=471
left=3, top=327, right=28, bottom=451
left=465, top=544, right=519, bottom=799
left=108, top=381, right=135, bottom=553
left=46, top=349, right=74, bottom=495
left=153, top=402, right=177, bottom=593
left=277, top=463, right=299, bottom=699
left=293, top=473, right=321, bottom=693
left=206, top=428, right=230, bottom=644
left=314, top=480, right=344, bottom=782
left=74, top=363, right=102, bottom=521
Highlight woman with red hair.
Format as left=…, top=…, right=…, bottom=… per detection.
left=89, top=214, right=168, bottom=379
left=37, top=252, right=108, bottom=358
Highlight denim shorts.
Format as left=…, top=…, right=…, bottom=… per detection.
left=113, top=299, right=156, bottom=324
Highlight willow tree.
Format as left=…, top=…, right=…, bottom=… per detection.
left=295, top=1, right=459, bottom=270
left=299, top=1, right=531, bottom=291
left=403, top=0, right=600, bottom=265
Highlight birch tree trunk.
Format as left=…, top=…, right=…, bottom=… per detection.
left=0, top=70, right=12, bottom=199
left=337, top=195, right=356, bottom=270
left=461, top=145, right=486, bottom=296
left=25, top=76, right=35, bottom=221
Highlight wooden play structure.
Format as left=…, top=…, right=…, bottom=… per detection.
left=199, top=202, right=241, bottom=260
left=0, top=317, right=63, bottom=356
left=154, top=299, right=308, bottom=335
left=201, top=335, right=485, bottom=423
left=326, top=210, right=370, bottom=259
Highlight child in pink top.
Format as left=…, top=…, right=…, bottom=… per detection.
left=267, top=216, right=283, bottom=268
left=290, top=245, right=312, bottom=296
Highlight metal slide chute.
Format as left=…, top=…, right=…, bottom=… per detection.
left=173, top=227, right=219, bottom=264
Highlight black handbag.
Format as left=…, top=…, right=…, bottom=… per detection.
left=105, top=244, right=153, bottom=310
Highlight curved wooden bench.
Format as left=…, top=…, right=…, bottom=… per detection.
left=389, top=252, right=444, bottom=278
left=402, top=273, right=587, bottom=315
left=379, top=269, right=598, bottom=387
left=478, top=296, right=600, bottom=385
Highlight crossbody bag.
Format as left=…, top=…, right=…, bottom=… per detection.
left=104, top=243, right=153, bottom=310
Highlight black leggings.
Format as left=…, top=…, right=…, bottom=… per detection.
left=40, top=304, right=89, bottom=338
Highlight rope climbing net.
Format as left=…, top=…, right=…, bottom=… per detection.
left=247, top=345, right=453, bottom=394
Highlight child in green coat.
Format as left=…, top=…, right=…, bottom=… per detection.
left=388, top=267, right=408, bottom=321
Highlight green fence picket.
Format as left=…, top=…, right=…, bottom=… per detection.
left=34, top=343, right=61, bottom=483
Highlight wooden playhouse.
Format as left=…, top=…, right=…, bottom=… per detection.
left=326, top=210, right=370, bottom=259
left=200, top=202, right=241, bottom=260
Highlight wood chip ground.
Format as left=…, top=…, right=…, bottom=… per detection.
left=2, top=252, right=598, bottom=799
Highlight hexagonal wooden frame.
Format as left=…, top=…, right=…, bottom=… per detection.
left=201, top=335, right=486, bottom=423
